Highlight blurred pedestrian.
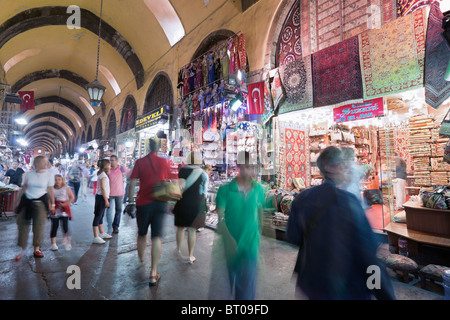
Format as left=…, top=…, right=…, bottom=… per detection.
left=92, top=159, right=112, bottom=244
left=67, top=161, right=82, bottom=204
left=393, top=152, right=407, bottom=210
left=105, top=155, right=126, bottom=234
left=90, top=165, right=99, bottom=195
left=79, top=164, right=89, bottom=202
left=173, top=152, right=208, bottom=264
left=214, top=151, right=265, bottom=300
left=341, top=147, right=365, bottom=206
left=127, top=138, right=172, bottom=286
left=14, top=156, right=55, bottom=261
left=287, top=146, right=396, bottom=300
left=50, top=175, right=75, bottom=251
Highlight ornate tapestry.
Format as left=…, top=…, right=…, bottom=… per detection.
left=394, top=127, right=413, bottom=172
left=284, top=128, right=309, bottom=190
left=397, top=0, right=436, bottom=16
left=359, top=8, right=427, bottom=100
left=312, top=36, right=363, bottom=108
left=425, top=2, right=450, bottom=109
left=277, top=0, right=302, bottom=67
left=278, top=55, right=313, bottom=114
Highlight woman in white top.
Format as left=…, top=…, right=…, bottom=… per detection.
left=92, top=159, right=111, bottom=244
left=15, top=156, right=55, bottom=261
left=50, top=175, right=75, bottom=251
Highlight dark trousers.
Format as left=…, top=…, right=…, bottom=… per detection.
left=69, top=181, right=81, bottom=202
left=50, top=216, right=69, bottom=238
left=93, top=195, right=107, bottom=227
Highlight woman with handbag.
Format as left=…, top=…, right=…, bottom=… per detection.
left=173, top=152, right=209, bottom=264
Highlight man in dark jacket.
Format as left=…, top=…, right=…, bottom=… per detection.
left=287, top=146, right=395, bottom=300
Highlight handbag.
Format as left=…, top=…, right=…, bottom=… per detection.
left=438, top=108, right=450, bottom=138
left=147, top=155, right=182, bottom=202
left=444, top=139, right=450, bottom=164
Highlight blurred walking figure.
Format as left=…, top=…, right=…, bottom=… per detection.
left=393, top=152, right=407, bottom=210
left=90, top=165, right=99, bottom=195
left=50, top=175, right=75, bottom=251
left=92, top=159, right=112, bottom=244
left=173, top=152, right=208, bottom=264
left=341, top=147, right=365, bottom=206
left=14, top=156, right=55, bottom=261
left=67, top=161, right=82, bottom=204
left=287, top=146, right=396, bottom=300
left=127, top=138, right=172, bottom=286
left=79, top=164, right=90, bottom=202
left=214, top=151, right=265, bottom=300
left=105, top=155, right=126, bottom=234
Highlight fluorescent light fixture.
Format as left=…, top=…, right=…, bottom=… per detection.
left=125, top=141, right=134, bottom=148
left=17, top=138, right=28, bottom=146
left=231, top=98, right=243, bottom=111
left=79, top=147, right=86, bottom=152
left=15, top=118, right=28, bottom=125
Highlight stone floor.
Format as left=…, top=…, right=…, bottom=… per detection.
left=0, top=190, right=445, bottom=301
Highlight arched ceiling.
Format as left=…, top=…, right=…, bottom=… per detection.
left=0, top=0, right=235, bottom=152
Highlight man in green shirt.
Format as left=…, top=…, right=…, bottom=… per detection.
left=215, top=151, right=265, bottom=300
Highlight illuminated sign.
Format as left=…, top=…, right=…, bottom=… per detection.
left=333, top=98, right=384, bottom=123
left=135, top=107, right=165, bottom=132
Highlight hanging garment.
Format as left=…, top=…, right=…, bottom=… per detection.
left=208, top=52, right=215, bottom=85
left=189, top=64, right=196, bottom=93
left=196, top=60, right=203, bottom=89
left=221, top=46, right=230, bottom=81
left=228, top=38, right=236, bottom=74
left=238, top=34, right=247, bottom=71
left=183, top=67, right=190, bottom=97
left=202, top=55, right=209, bottom=87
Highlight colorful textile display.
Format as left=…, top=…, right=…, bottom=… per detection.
left=277, top=0, right=301, bottom=66
left=359, top=8, right=427, bottom=100
left=278, top=55, right=313, bottom=114
left=261, top=72, right=275, bottom=125
left=425, top=2, right=450, bottom=109
left=247, top=82, right=265, bottom=115
left=284, top=128, right=309, bottom=190
left=312, top=36, right=363, bottom=107
left=270, top=68, right=285, bottom=111
left=397, top=0, right=435, bottom=16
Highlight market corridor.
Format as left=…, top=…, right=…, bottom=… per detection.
left=0, top=191, right=444, bottom=300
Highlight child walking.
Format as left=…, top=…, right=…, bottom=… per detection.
left=92, top=159, right=112, bottom=244
left=50, top=175, right=75, bottom=251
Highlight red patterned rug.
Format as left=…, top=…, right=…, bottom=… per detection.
left=312, top=36, right=363, bottom=107
left=284, top=128, right=309, bottom=190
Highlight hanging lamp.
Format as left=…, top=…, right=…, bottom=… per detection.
left=87, top=0, right=106, bottom=107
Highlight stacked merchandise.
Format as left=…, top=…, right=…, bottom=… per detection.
left=378, top=128, right=394, bottom=159
left=408, top=115, right=434, bottom=188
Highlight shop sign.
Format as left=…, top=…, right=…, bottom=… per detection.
left=135, top=107, right=165, bottom=132
left=333, top=98, right=384, bottom=123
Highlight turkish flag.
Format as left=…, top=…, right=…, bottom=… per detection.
left=18, top=91, right=34, bottom=111
left=247, top=82, right=265, bottom=114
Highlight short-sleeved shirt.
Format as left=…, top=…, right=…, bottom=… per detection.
left=215, top=178, right=265, bottom=262
left=96, top=172, right=110, bottom=198
left=23, top=170, right=54, bottom=199
left=130, top=153, right=172, bottom=206
left=109, top=166, right=125, bottom=197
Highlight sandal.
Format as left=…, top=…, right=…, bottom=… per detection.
left=149, top=273, right=161, bottom=287
left=33, top=250, right=44, bottom=258
left=14, top=252, right=24, bottom=263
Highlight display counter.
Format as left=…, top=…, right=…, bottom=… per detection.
left=403, top=200, right=450, bottom=238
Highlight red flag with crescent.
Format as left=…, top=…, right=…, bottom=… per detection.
left=247, top=82, right=265, bottom=115
left=18, top=91, right=35, bottom=111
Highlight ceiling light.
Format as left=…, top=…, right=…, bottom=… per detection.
left=15, top=117, right=28, bottom=125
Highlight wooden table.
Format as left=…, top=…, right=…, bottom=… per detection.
left=384, top=222, right=450, bottom=266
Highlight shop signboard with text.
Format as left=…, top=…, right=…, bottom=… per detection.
left=333, top=98, right=384, bottom=123
left=135, top=107, right=166, bottom=132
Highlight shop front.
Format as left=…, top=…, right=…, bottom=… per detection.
left=116, top=129, right=137, bottom=168
left=135, top=106, right=170, bottom=159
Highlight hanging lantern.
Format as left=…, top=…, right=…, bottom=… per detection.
left=87, top=79, right=106, bottom=107
left=87, top=0, right=106, bottom=107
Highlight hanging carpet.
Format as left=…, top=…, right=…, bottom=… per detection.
left=359, top=7, right=427, bottom=100
left=312, top=36, right=363, bottom=108
left=424, top=2, right=450, bottom=109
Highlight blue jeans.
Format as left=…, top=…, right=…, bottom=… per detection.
left=227, top=258, right=257, bottom=300
left=69, top=181, right=80, bottom=202
left=105, top=196, right=123, bottom=231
